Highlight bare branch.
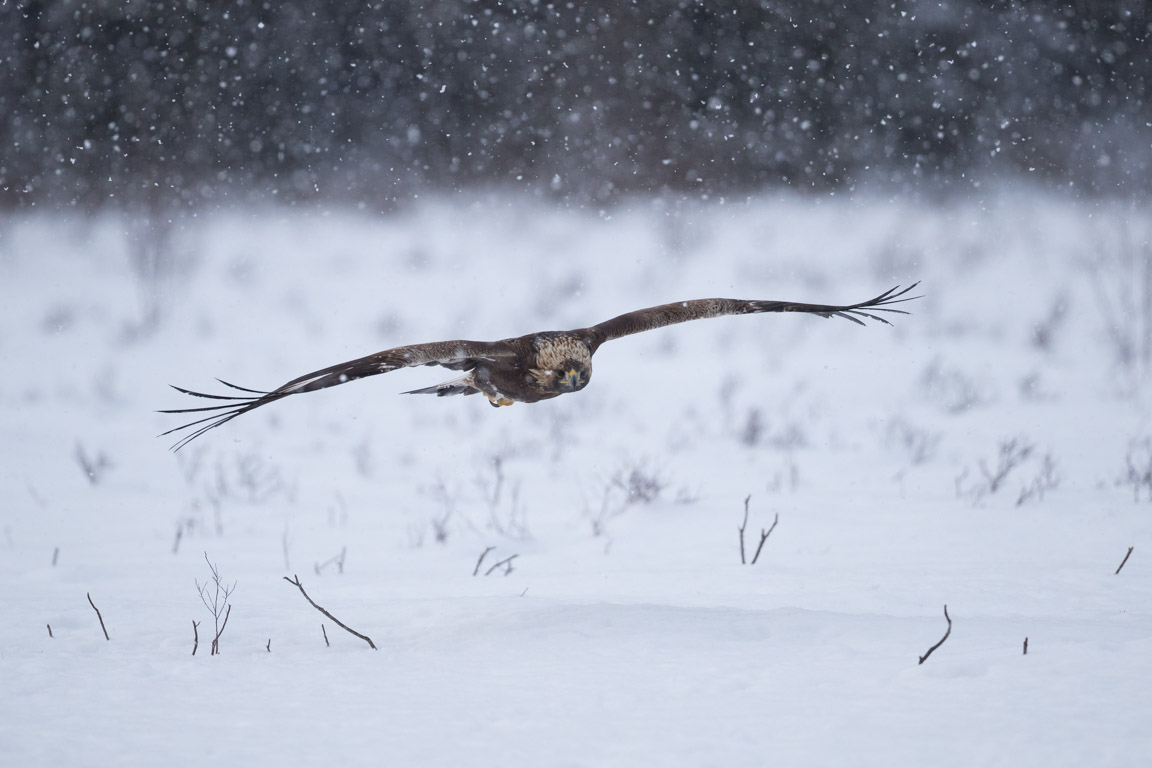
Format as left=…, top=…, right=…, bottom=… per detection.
left=87, top=592, right=109, bottom=641
left=315, top=546, right=348, bottom=576
left=473, top=546, right=496, bottom=576
left=1023, top=637, right=1029, bottom=655
left=738, top=494, right=750, bottom=564
left=266, top=639, right=271, bottom=653
left=282, top=575, right=377, bottom=650
left=485, top=554, right=518, bottom=576
left=917, top=604, right=952, bottom=665
left=1116, top=545, right=1135, bottom=575
left=47, top=623, right=53, bottom=639
left=750, top=513, right=779, bottom=565
left=192, top=620, right=199, bottom=656
left=197, top=552, right=236, bottom=655
left=211, top=604, right=231, bottom=655
left=322, top=624, right=330, bottom=647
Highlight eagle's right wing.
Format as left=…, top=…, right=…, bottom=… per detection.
left=159, top=340, right=516, bottom=450
left=586, top=284, right=920, bottom=348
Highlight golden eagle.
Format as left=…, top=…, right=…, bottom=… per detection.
left=162, top=284, right=919, bottom=450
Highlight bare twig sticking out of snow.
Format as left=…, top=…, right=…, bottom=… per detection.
left=191, top=620, right=199, bottom=656
left=196, top=553, right=235, bottom=656
left=1016, top=454, right=1061, bottom=506
left=321, top=624, right=330, bottom=647
left=485, top=554, right=518, bottom=576
left=739, top=496, right=778, bottom=565
left=282, top=575, right=377, bottom=651
left=1116, top=546, right=1135, bottom=575
left=212, top=606, right=232, bottom=655
left=980, top=439, right=1034, bottom=495
left=918, top=605, right=952, bottom=665
left=87, top=592, right=109, bottom=641
left=473, top=546, right=496, bottom=576
left=75, top=444, right=113, bottom=486
left=314, top=546, right=347, bottom=576
left=1023, top=637, right=1029, bottom=655
left=958, top=438, right=1047, bottom=505
left=738, top=495, right=750, bottom=564
left=1121, top=441, right=1152, bottom=501
left=47, top=623, right=53, bottom=639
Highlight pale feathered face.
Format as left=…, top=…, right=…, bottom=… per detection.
left=552, top=359, right=592, bottom=392
left=531, top=359, right=591, bottom=393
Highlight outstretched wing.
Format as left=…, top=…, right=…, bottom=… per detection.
left=159, top=340, right=517, bottom=450
left=585, top=283, right=920, bottom=348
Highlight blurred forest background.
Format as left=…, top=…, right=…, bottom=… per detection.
left=1, top=0, right=1149, bottom=210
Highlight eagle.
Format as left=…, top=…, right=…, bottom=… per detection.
left=161, top=284, right=919, bottom=450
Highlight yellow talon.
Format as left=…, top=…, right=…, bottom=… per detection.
left=485, top=394, right=516, bottom=407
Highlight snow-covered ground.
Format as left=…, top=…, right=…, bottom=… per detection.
left=1, top=194, right=1150, bottom=767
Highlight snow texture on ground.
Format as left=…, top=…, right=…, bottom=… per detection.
left=1, top=194, right=1150, bottom=767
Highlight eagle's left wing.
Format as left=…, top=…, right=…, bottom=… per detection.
left=159, top=339, right=517, bottom=450
left=585, top=284, right=920, bottom=349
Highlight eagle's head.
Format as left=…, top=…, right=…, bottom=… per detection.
left=550, top=359, right=591, bottom=393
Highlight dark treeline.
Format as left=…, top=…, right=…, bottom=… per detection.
left=1, top=0, right=1148, bottom=209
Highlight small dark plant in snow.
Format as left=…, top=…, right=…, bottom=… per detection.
left=74, top=443, right=113, bottom=486
left=1030, top=292, right=1070, bottom=353
left=885, top=417, right=942, bottom=466
left=193, top=450, right=294, bottom=512
left=764, top=456, right=801, bottom=494
left=1120, top=439, right=1152, bottom=502
left=231, top=451, right=293, bottom=504
left=314, top=546, right=347, bottom=575
left=956, top=437, right=1036, bottom=505
left=737, top=495, right=778, bottom=565
left=427, top=476, right=457, bottom=544
left=475, top=455, right=530, bottom=540
left=919, top=359, right=987, bottom=414
left=1016, top=453, right=1061, bottom=506
left=609, top=460, right=667, bottom=504
left=1086, top=219, right=1152, bottom=389
left=195, top=552, right=235, bottom=656
left=583, top=482, right=627, bottom=538
left=740, top=408, right=765, bottom=447
left=738, top=407, right=808, bottom=450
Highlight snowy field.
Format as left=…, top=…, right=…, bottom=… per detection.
left=1, top=194, right=1150, bottom=767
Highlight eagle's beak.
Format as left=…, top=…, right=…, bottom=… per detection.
left=561, top=369, right=580, bottom=390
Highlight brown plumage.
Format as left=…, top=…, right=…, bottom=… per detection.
left=160, top=283, right=919, bottom=450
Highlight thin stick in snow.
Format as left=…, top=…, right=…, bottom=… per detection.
left=1023, top=637, right=1028, bottom=655
left=283, top=575, right=377, bottom=650
left=47, top=623, right=53, bottom=639
left=266, top=639, right=271, bottom=653
left=87, top=592, right=109, bottom=641
left=211, top=604, right=231, bottom=655
left=1116, top=545, right=1134, bottom=574
left=750, top=513, right=779, bottom=565
left=738, top=494, right=750, bottom=564
left=322, top=624, right=330, bottom=647
left=917, top=604, right=951, bottom=665
left=473, top=546, right=496, bottom=576
left=485, top=554, right=518, bottom=576
left=192, top=620, right=200, bottom=656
